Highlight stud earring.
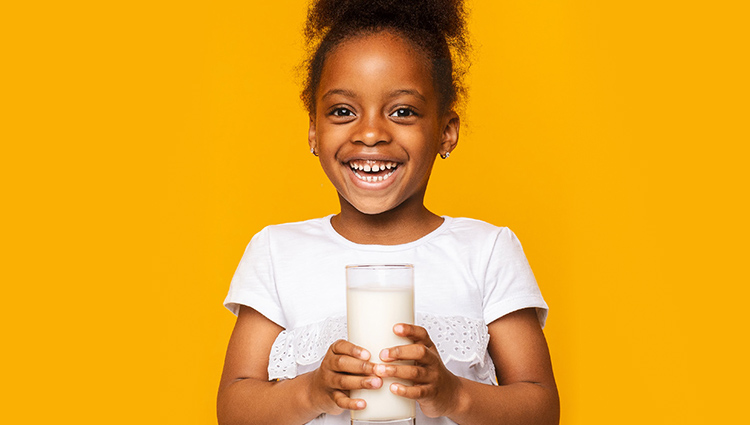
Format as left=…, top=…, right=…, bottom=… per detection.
left=440, top=152, right=451, bottom=159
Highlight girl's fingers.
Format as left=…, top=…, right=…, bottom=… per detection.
left=331, top=339, right=371, bottom=361
left=393, top=324, right=433, bottom=346
left=332, top=390, right=367, bottom=411
left=388, top=382, right=426, bottom=400
left=380, top=343, right=436, bottom=363
left=325, top=339, right=375, bottom=376
left=379, top=324, right=438, bottom=363
left=329, top=373, right=383, bottom=391
left=327, top=352, right=376, bottom=375
left=373, top=363, right=429, bottom=382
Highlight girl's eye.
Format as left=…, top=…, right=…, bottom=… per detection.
left=391, top=108, right=416, bottom=118
left=331, top=107, right=354, bottom=117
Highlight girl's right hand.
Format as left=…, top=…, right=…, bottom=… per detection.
left=308, top=339, right=383, bottom=415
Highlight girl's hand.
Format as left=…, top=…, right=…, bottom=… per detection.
left=308, top=339, right=383, bottom=415
left=373, top=324, right=463, bottom=418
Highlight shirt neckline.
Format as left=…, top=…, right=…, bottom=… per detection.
left=321, top=214, right=453, bottom=251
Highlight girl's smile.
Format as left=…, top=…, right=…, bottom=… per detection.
left=308, top=31, right=459, bottom=218
left=347, top=159, right=399, bottom=185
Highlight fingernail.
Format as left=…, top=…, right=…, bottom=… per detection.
left=390, top=383, right=400, bottom=394
left=394, top=324, right=404, bottom=333
left=370, top=377, right=382, bottom=388
left=356, top=400, right=365, bottom=409
left=360, top=349, right=370, bottom=360
left=375, top=364, right=386, bottom=375
left=380, top=349, right=390, bottom=361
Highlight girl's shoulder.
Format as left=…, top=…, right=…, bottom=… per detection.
left=448, top=216, right=505, bottom=230
left=254, top=215, right=334, bottom=240
left=441, top=217, right=529, bottom=258
left=444, top=216, right=518, bottom=240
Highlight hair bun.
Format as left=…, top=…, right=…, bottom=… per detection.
left=305, top=0, right=467, bottom=43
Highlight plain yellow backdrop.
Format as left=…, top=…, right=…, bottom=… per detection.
left=2, top=0, right=748, bottom=423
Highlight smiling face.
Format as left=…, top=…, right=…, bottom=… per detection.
left=309, top=31, right=459, bottom=216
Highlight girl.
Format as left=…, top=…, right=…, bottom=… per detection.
left=218, top=1, right=559, bottom=424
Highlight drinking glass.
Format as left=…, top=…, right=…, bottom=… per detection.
left=346, top=264, right=416, bottom=425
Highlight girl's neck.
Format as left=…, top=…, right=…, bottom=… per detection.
left=331, top=197, right=444, bottom=245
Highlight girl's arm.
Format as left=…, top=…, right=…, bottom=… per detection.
left=217, top=305, right=381, bottom=425
left=378, top=307, right=559, bottom=425
left=453, top=307, right=559, bottom=424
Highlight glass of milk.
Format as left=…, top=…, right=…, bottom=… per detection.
left=346, top=264, right=416, bottom=425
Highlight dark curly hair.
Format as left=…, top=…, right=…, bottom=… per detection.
left=301, top=0, right=470, bottom=115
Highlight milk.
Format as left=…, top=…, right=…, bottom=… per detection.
left=347, top=286, right=416, bottom=421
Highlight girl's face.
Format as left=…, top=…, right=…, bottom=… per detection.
left=309, top=31, right=459, bottom=216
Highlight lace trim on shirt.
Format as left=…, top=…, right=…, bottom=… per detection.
left=268, top=313, right=495, bottom=381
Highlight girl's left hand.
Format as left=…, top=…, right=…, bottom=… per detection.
left=373, top=323, right=462, bottom=418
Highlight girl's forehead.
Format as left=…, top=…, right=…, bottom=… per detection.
left=319, top=32, right=435, bottom=95
left=329, top=30, right=427, bottom=63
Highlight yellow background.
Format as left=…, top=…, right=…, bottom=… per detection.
left=2, top=0, right=748, bottom=423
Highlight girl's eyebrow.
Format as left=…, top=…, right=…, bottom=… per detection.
left=321, top=88, right=358, bottom=100
left=389, top=89, right=426, bottom=102
left=321, top=88, right=426, bottom=102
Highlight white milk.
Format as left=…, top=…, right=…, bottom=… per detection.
left=347, top=286, right=416, bottom=421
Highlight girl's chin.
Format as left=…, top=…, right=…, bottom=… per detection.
left=352, top=204, right=395, bottom=216
left=340, top=196, right=399, bottom=216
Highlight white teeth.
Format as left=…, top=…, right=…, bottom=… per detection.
left=351, top=166, right=396, bottom=183
left=349, top=160, right=398, bottom=183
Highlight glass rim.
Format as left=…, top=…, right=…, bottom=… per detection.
left=345, top=264, right=413, bottom=270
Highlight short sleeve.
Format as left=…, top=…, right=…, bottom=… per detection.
left=224, top=227, right=287, bottom=328
left=482, top=228, right=548, bottom=327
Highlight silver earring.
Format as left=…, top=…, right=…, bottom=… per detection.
left=440, top=152, right=450, bottom=159
left=310, top=147, right=318, bottom=157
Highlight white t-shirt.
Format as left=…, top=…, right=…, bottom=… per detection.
left=224, top=215, right=548, bottom=425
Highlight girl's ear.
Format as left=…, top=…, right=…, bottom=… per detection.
left=439, top=111, right=460, bottom=158
left=308, top=115, right=317, bottom=153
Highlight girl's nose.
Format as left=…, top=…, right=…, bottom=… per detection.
left=353, top=115, right=391, bottom=146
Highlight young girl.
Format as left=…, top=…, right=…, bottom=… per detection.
left=218, top=1, right=559, bottom=424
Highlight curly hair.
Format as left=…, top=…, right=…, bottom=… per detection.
left=301, top=0, right=471, bottom=115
